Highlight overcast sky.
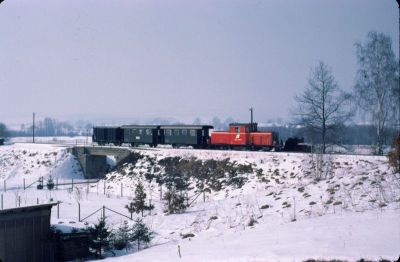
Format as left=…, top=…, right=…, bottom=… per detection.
left=0, top=0, right=398, bottom=125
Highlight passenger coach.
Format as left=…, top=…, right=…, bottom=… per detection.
left=92, top=126, right=123, bottom=145
left=121, top=125, right=160, bottom=147
left=160, top=125, right=213, bottom=148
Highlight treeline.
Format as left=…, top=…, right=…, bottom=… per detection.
left=2, top=118, right=92, bottom=137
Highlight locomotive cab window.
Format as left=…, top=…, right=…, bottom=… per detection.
left=235, top=127, right=240, bottom=133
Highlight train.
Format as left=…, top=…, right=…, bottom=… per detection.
left=92, top=122, right=282, bottom=151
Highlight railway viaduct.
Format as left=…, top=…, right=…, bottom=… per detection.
left=68, top=146, right=131, bottom=179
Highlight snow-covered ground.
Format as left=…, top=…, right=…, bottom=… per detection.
left=0, top=143, right=399, bottom=261
left=8, top=136, right=92, bottom=145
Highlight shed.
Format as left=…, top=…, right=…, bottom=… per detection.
left=0, top=203, right=56, bottom=262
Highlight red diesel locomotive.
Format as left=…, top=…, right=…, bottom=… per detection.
left=210, top=122, right=278, bottom=150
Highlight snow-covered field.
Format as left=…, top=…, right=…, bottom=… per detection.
left=0, top=143, right=399, bottom=261
left=8, top=136, right=92, bottom=145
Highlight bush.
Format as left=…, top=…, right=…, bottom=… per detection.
left=88, top=219, right=112, bottom=258
left=46, top=176, right=55, bottom=190
left=131, top=218, right=152, bottom=250
left=37, top=177, right=44, bottom=190
left=163, top=188, right=187, bottom=214
left=111, top=221, right=131, bottom=251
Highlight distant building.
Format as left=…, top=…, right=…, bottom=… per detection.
left=0, top=203, right=56, bottom=262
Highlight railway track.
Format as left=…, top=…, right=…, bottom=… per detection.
left=4, top=141, right=384, bottom=157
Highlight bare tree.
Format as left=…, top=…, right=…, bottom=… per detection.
left=294, top=61, right=352, bottom=154
left=354, top=31, right=398, bottom=155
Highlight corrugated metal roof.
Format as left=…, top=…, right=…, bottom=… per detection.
left=0, top=203, right=57, bottom=215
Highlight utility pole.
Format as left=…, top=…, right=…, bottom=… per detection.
left=249, top=107, right=253, bottom=125
left=397, top=0, right=400, bottom=130
left=397, top=0, right=400, bottom=171
left=32, top=112, right=35, bottom=143
left=249, top=107, right=254, bottom=131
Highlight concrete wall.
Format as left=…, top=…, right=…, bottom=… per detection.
left=0, top=204, right=56, bottom=262
left=80, top=154, right=109, bottom=179
left=68, top=146, right=131, bottom=179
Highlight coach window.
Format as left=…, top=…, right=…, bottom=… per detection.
left=174, top=129, right=180, bottom=136
left=139, top=129, right=143, bottom=135
left=190, top=129, right=196, bottom=136
left=166, top=129, right=172, bottom=136
left=146, top=129, right=151, bottom=135
left=132, top=129, right=137, bottom=134
left=235, top=127, right=240, bottom=133
left=182, top=129, right=187, bottom=136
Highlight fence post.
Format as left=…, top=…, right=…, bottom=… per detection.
left=149, top=199, right=152, bottom=216
left=102, top=205, right=105, bottom=219
left=1, top=194, right=3, bottom=210
left=3, top=180, right=6, bottom=192
left=78, top=203, right=81, bottom=222
left=57, top=202, right=60, bottom=219
left=103, top=181, right=106, bottom=195
left=87, top=180, right=89, bottom=194
left=37, top=198, right=39, bottom=205
left=72, top=178, right=74, bottom=191
left=56, top=178, right=58, bottom=190
left=120, top=183, right=123, bottom=197
left=18, top=196, right=21, bottom=207
left=23, top=179, right=25, bottom=190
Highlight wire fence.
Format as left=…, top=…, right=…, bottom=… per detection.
left=0, top=177, right=164, bottom=224
left=0, top=176, right=206, bottom=226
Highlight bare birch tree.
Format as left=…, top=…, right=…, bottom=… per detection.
left=294, top=61, right=352, bottom=154
left=354, top=31, right=398, bottom=155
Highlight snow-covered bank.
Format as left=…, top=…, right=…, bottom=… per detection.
left=104, top=209, right=400, bottom=262
left=0, top=144, right=399, bottom=261
left=100, top=148, right=400, bottom=261
left=0, top=143, right=83, bottom=185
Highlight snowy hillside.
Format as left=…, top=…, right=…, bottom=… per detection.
left=101, top=148, right=400, bottom=261
left=0, top=143, right=83, bottom=186
left=0, top=144, right=399, bottom=261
